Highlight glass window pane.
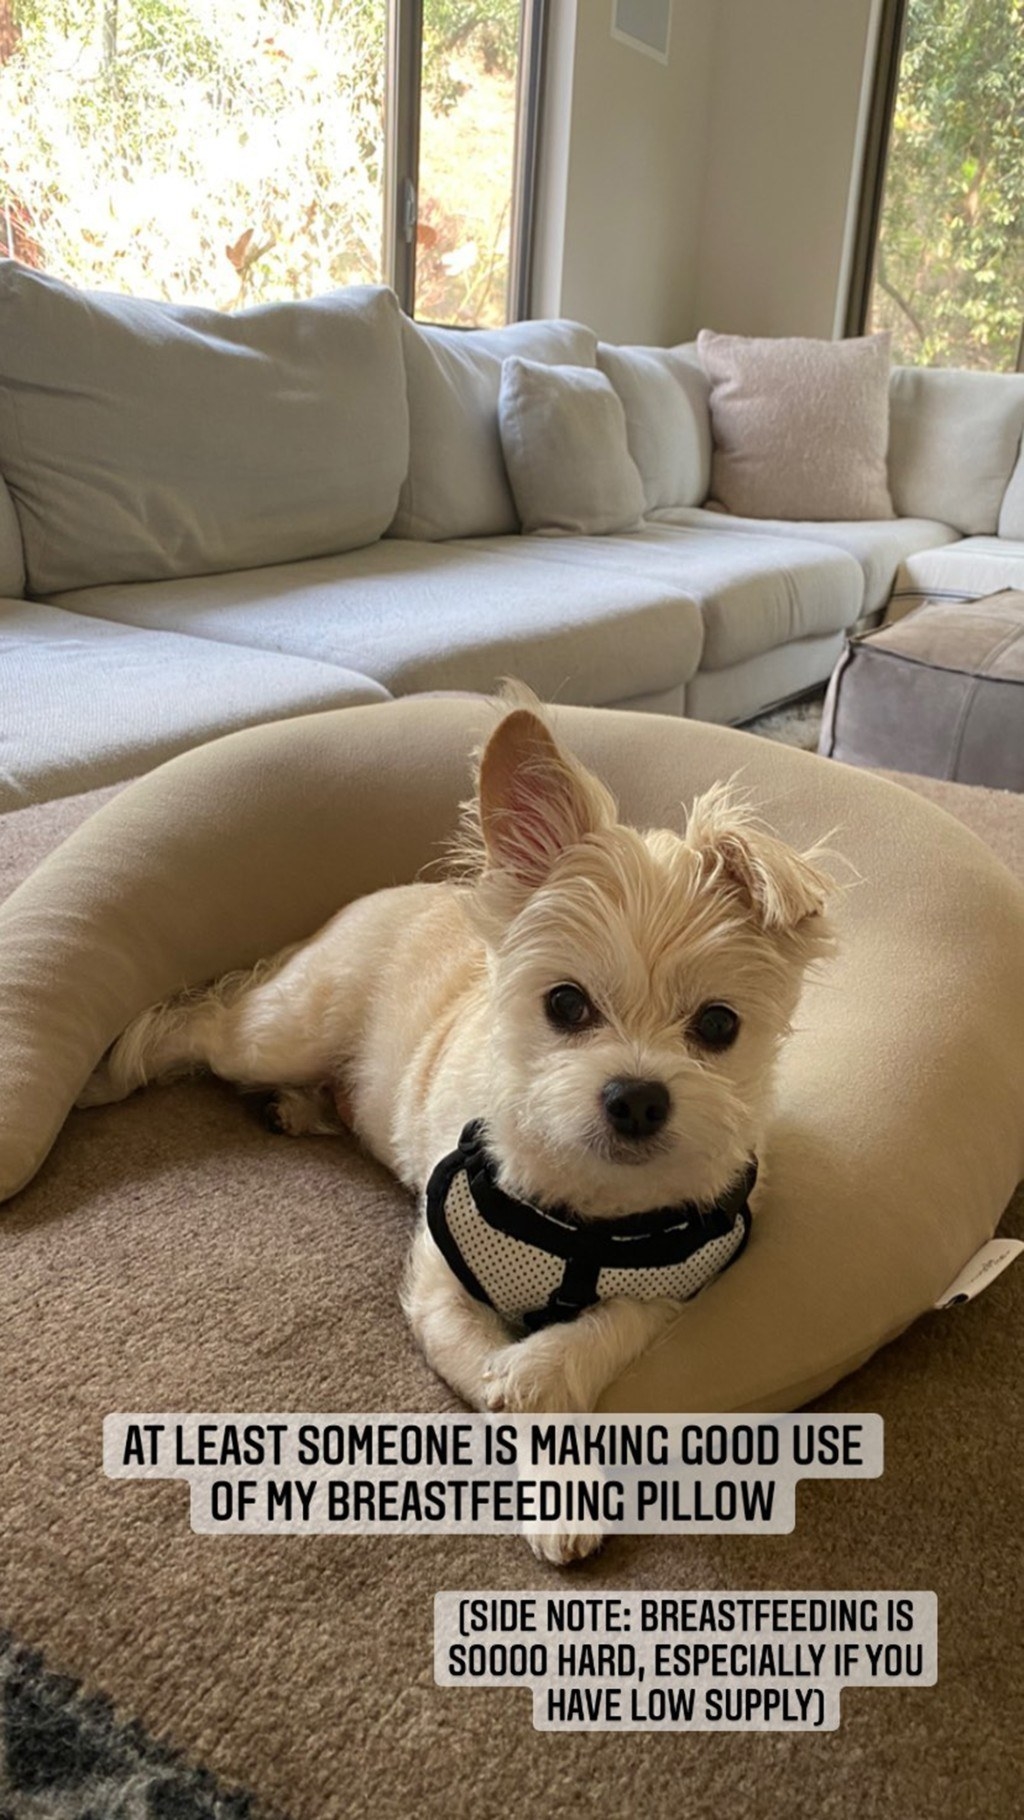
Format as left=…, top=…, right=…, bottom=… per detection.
left=415, top=0, right=522, bottom=327
left=0, top=0, right=388, bottom=308
left=867, top=0, right=1024, bottom=370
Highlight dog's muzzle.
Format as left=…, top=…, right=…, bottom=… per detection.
left=425, top=1121, right=756, bottom=1332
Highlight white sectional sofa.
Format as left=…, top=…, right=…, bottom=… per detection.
left=2, top=261, right=1024, bottom=808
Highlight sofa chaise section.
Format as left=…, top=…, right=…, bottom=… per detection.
left=0, top=600, right=388, bottom=810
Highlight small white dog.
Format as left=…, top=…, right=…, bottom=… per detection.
left=82, top=703, right=832, bottom=1554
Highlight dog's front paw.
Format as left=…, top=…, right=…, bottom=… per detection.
left=254, top=1089, right=300, bottom=1135
left=526, top=1524, right=605, bottom=1567
left=480, top=1342, right=603, bottom=1565
left=482, top=1343, right=579, bottom=1414
left=255, top=1086, right=341, bottom=1138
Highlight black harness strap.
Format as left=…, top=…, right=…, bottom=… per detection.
left=425, top=1121, right=755, bottom=1332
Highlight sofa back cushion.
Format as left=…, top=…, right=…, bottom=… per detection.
left=697, top=329, right=895, bottom=521
left=596, top=343, right=711, bottom=510
left=0, top=264, right=409, bottom=595
left=888, top=365, right=1024, bottom=535
left=389, top=315, right=598, bottom=540
left=997, top=439, right=1024, bottom=539
left=0, top=473, right=24, bottom=598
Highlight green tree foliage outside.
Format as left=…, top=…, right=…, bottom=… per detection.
left=870, top=0, right=1024, bottom=370
left=0, top=0, right=521, bottom=321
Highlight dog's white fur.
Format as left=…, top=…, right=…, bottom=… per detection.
left=80, top=704, right=833, bottom=1562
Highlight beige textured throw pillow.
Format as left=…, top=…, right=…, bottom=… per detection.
left=697, top=329, right=895, bottom=521
left=498, top=358, right=646, bottom=535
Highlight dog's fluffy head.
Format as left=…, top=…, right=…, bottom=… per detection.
left=458, top=705, right=834, bottom=1219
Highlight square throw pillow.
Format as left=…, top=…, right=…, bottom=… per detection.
left=697, top=329, right=895, bottom=521
left=596, top=343, right=712, bottom=510
left=497, top=358, right=646, bottom=535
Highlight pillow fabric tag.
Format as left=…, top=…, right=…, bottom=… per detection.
left=934, top=1239, right=1023, bottom=1309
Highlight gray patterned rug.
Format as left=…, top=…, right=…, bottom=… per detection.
left=0, top=1632, right=269, bottom=1820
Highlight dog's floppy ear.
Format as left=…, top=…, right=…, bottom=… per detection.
left=686, top=784, right=832, bottom=933
left=478, top=708, right=616, bottom=888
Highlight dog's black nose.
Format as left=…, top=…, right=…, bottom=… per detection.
left=602, top=1077, right=670, bottom=1140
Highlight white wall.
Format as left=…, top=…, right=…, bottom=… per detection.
left=693, top=0, right=880, bottom=338
left=535, top=0, right=881, bottom=344
left=533, top=0, right=716, bottom=344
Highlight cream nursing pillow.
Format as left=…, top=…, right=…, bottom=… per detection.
left=0, top=698, right=1021, bottom=1413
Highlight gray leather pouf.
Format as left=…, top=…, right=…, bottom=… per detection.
left=819, top=591, right=1024, bottom=790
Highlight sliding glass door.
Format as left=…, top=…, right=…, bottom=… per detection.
left=0, top=0, right=542, bottom=321
left=859, top=0, right=1024, bottom=370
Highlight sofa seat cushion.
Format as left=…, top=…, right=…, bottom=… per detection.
left=0, top=266, right=409, bottom=594
left=463, top=524, right=864, bottom=671
left=0, top=600, right=388, bottom=809
left=887, top=537, right=1024, bottom=624
left=649, top=506, right=958, bottom=617
left=47, top=540, right=705, bottom=708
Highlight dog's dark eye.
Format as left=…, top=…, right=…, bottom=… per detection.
left=545, top=984, right=598, bottom=1032
left=691, top=1003, right=740, bottom=1050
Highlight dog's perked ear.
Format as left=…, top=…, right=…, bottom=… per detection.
left=685, top=783, right=833, bottom=933
left=478, top=709, right=617, bottom=888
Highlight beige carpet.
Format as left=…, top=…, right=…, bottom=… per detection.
left=0, top=768, right=1021, bottom=1820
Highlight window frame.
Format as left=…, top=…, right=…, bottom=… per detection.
left=845, top=0, right=1024, bottom=371
left=843, top=0, right=908, bottom=342
left=384, top=0, right=547, bottom=325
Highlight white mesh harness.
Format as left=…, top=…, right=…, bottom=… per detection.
left=425, top=1121, right=755, bottom=1333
